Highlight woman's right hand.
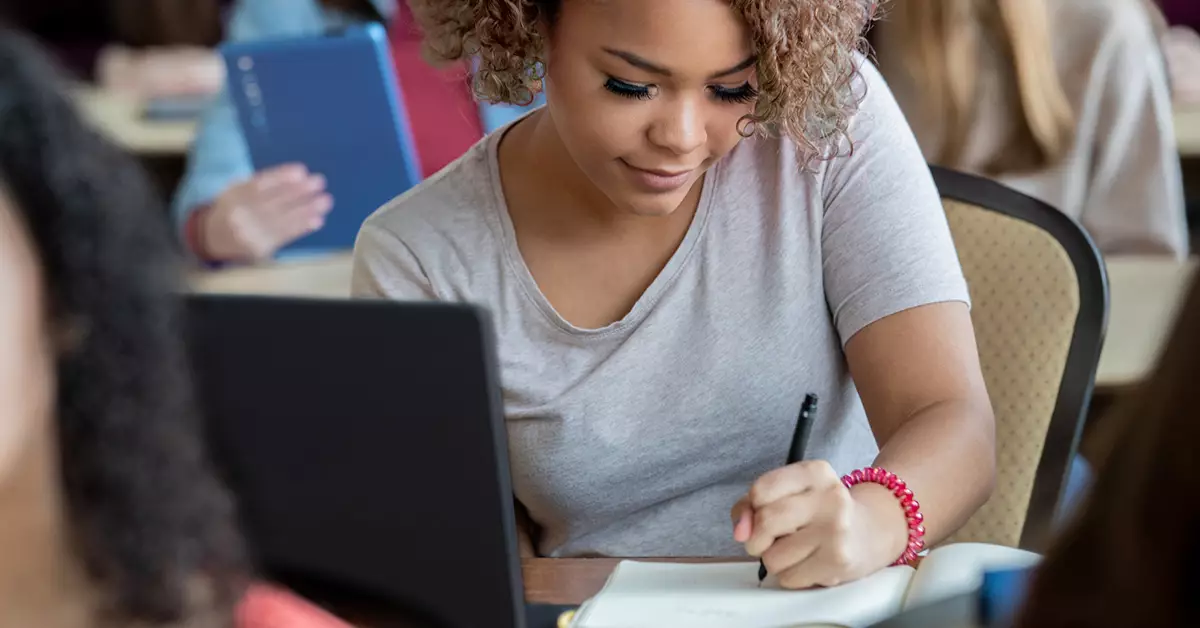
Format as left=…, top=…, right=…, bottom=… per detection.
left=201, top=164, right=333, bottom=262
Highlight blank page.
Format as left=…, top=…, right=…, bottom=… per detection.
left=572, top=561, right=915, bottom=628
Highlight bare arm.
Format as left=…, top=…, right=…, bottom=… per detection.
left=844, top=301, right=996, bottom=561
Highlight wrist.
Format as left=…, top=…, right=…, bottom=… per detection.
left=185, top=204, right=226, bottom=263
left=850, top=483, right=911, bottom=568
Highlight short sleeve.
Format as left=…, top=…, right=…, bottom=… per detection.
left=820, top=61, right=970, bottom=344
left=351, top=221, right=438, bottom=300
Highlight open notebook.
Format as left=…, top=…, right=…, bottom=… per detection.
left=568, top=543, right=1041, bottom=628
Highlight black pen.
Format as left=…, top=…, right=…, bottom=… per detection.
left=758, top=393, right=819, bottom=586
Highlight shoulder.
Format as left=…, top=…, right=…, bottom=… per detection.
left=358, top=138, right=498, bottom=250
left=838, top=55, right=915, bottom=156
left=723, top=54, right=912, bottom=178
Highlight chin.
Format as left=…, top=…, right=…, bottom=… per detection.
left=619, top=196, right=686, bottom=218
left=609, top=188, right=695, bottom=218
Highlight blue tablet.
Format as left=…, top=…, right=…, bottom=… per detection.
left=220, top=23, right=423, bottom=257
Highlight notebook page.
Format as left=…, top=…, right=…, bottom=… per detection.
left=903, top=543, right=1041, bottom=610
left=572, top=561, right=915, bottom=628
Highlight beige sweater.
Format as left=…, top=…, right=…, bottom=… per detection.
left=875, top=0, right=1189, bottom=259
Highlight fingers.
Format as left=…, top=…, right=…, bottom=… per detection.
left=276, top=195, right=334, bottom=242
left=259, top=174, right=328, bottom=212
left=749, top=460, right=842, bottom=508
left=760, top=527, right=820, bottom=583
left=744, top=494, right=818, bottom=557
left=774, top=541, right=857, bottom=590
left=730, top=496, right=752, bottom=543
left=252, top=163, right=312, bottom=192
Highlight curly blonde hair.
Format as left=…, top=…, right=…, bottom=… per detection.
left=408, top=0, right=881, bottom=164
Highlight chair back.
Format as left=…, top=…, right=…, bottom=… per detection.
left=933, top=166, right=1108, bottom=551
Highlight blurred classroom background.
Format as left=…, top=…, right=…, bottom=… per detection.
left=4, top=0, right=1199, bottom=513
left=1, top=0, right=1199, bottom=623
left=9, top=0, right=1197, bottom=225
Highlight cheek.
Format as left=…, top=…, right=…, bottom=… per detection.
left=545, top=73, right=642, bottom=163
left=706, top=107, right=754, bottom=155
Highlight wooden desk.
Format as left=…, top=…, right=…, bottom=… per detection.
left=522, top=558, right=620, bottom=606
left=522, top=558, right=753, bottom=606
left=1097, top=256, right=1196, bottom=390
left=188, top=252, right=354, bottom=298
left=1179, top=106, right=1200, bottom=158
left=72, top=86, right=198, bottom=156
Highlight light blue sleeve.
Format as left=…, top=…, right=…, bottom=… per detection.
left=477, top=92, right=547, bottom=133
left=169, top=0, right=340, bottom=231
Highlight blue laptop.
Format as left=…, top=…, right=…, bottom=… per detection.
left=220, top=23, right=423, bottom=257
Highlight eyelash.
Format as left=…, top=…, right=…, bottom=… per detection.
left=603, top=77, right=759, bottom=104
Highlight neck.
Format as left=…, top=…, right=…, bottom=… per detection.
left=0, top=428, right=95, bottom=628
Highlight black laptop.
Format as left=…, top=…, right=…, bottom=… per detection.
left=185, top=295, right=572, bottom=628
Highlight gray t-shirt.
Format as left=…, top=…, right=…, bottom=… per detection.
left=351, top=61, right=969, bottom=557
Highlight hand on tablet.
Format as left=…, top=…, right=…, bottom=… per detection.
left=731, top=460, right=907, bottom=589
left=202, top=164, right=333, bottom=262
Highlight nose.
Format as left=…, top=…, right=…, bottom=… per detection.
left=648, top=96, right=706, bottom=156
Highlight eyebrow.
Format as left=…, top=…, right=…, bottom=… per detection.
left=602, top=48, right=757, bottom=80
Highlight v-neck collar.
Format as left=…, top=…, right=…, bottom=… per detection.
left=484, top=121, right=719, bottom=338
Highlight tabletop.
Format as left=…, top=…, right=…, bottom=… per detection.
left=188, top=252, right=354, bottom=298
left=71, top=86, right=198, bottom=156
left=1178, top=105, right=1200, bottom=158
left=334, top=558, right=960, bottom=627
left=522, top=558, right=632, bottom=606
left=1097, top=255, right=1197, bottom=389
left=521, top=557, right=760, bottom=606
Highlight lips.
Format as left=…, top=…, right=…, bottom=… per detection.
left=619, top=159, right=700, bottom=193
left=626, top=164, right=697, bottom=177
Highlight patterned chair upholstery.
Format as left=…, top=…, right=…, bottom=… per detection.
left=932, top=167, right=1108, bottom=552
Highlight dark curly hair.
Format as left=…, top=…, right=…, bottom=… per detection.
left=0, top=29, right=247, bottom=626
left=409, top=0, right=881, bottom=163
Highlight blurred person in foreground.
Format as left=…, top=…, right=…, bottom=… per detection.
left=0, top=27, right=359, bottom=628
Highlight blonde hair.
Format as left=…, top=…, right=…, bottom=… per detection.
left=408, top=0, right=881, bottom=166
left=885, top=0, right=1075, bottom=174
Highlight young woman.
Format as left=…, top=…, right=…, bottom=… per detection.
left=353, top=0, right=996, bottom=589
left=0, top=29, right=355, bottom=628
left=871, top=0, right=1189, bottom=258
left=174, top=0, right=544, bottom=264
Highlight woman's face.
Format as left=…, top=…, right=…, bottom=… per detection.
left=543, top=0, right=758, bottom=217
left=0, top=191, right=53, bottom=480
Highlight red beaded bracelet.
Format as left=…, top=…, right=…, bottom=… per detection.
left=841, top=467, right=926, bottom=566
